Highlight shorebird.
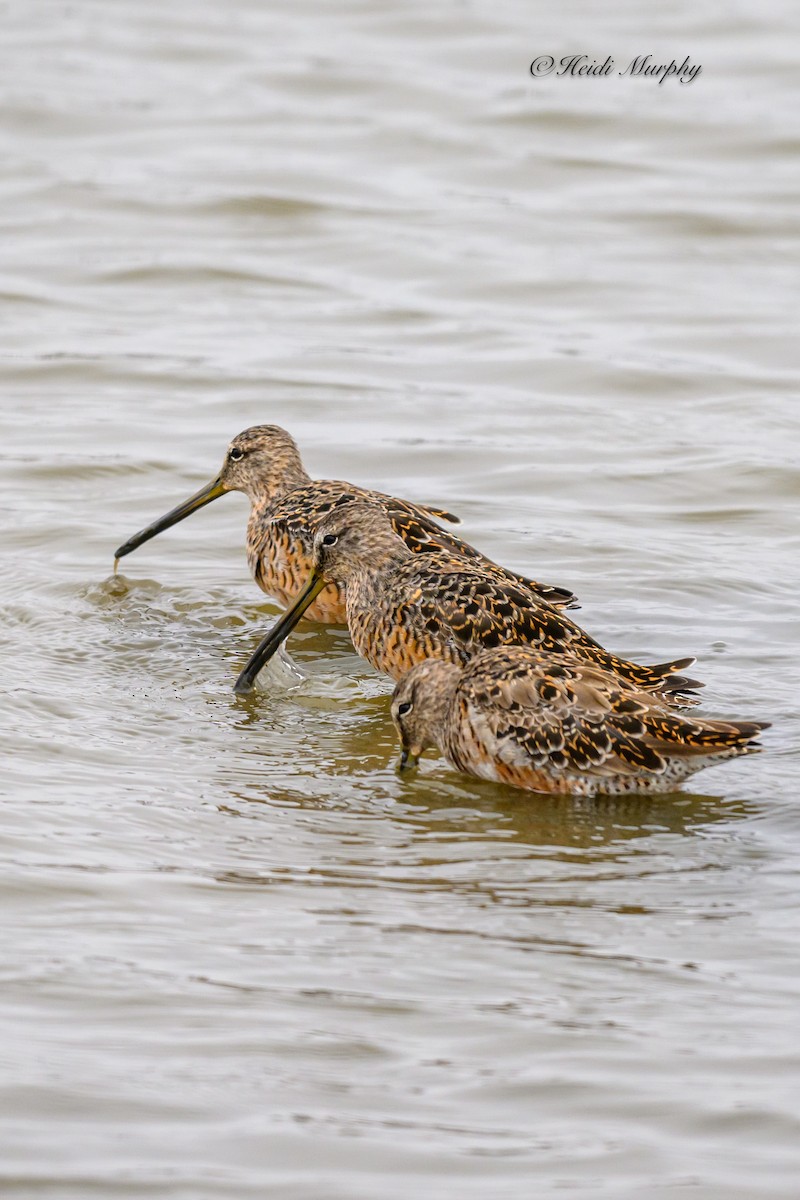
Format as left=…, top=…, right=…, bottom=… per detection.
left=114, top=425, right=577, bottom=624
left=234, top=501, right=700, bottom=701
left=390, top=648, right=768, bottom=796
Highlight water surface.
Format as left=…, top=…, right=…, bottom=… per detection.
left=1, top=2, right=799, bottom=1197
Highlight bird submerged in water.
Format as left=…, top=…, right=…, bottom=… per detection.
left=234, top=501, right=701, bottom=704
left=390, top=647, right=769, bottom=796
left=114, top=425, right=578, bottom=623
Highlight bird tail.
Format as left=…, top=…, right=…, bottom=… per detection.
left=420, top=504, right=461, bottom=524
left=511, top=572, right=581, bottom=610
left=650, top=714, right=771, bottom=756
left=584, top=651, right=704, bottom=703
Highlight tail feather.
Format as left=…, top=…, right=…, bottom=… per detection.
left=421, top=504, right=461, bottom=525
left=647, top=715, right=770, bottom=757
left=512, top=572, right=581, bottom=611
left=655, top=662, right=705, bottom=695
left=584, top=650, right=705, bottom=700
left=635, top=657, right=704, bottom=695
left=687, top=719, right=770, bottom=749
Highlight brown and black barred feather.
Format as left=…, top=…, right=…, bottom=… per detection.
left=346, top=547, right=699, bottom=701
left=392, top=648, right=768, bottom=796
left=384, top=503, right=578, bottom=610
left=301, top=504, right=702, bottom=704
left=449, top=650, right=766, bottom=790
left=115, top=424, right=578, bottom=628
left=260, top=482, right=580, bottom=614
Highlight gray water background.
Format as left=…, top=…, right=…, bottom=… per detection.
left=1, top=2, right=799, bottom=1197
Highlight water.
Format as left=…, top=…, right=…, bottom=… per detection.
left=1, top=1, right=799, bottom=1196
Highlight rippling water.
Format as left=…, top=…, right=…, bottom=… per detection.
left=2, top=2, right=799, bottom=1196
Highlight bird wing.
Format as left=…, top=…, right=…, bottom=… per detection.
left=384, top=500, right=580, bottom=610
left=266, top=484, right=579, bottom=611
left=453, top=648, right=765, bottom=780
left=408, top=555, right=701, bottom=698
left=398, top=557, right=598, bottom=657
left=454, top=650, right=669, bottom=778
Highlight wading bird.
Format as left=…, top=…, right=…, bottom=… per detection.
left=234, top=502, right=701, bottom=704
left=390, top=648, right=768, bottom=796
left=114, top=425, right=578, bottom=623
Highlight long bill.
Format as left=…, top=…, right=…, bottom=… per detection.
left=114, top=475, right=228, bottom=562
left=233, top=569, right=327, bottom=695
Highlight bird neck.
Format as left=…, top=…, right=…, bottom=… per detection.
left=425, top=667, right=461, bottom=736
left=344, top=536, right=412, bottom=588
left=412, top=663, right=462, bottom=754
left=242, top=457, right=311, bottom=509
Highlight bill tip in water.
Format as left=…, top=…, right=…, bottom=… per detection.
left=397, top=749, right=418, bottom=773
left=233, top=670, right=256, bottom=695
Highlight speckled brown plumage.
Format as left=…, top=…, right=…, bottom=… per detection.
left=237, top=501, right=701, bottom=702
left=114, top=424, right=578, bottom=623
left=391, top=648, right=769, bottom=796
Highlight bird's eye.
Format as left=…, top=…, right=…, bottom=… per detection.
left=321, top=533, right=339, bottom=547
left=397, top=701, right=413, bottom=717
left=228, top=447, right=244, bottom=461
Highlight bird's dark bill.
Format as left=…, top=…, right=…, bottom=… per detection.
left=114, top=475, right=227, bottom=561
left=233, top=571, right=326, bottom=694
